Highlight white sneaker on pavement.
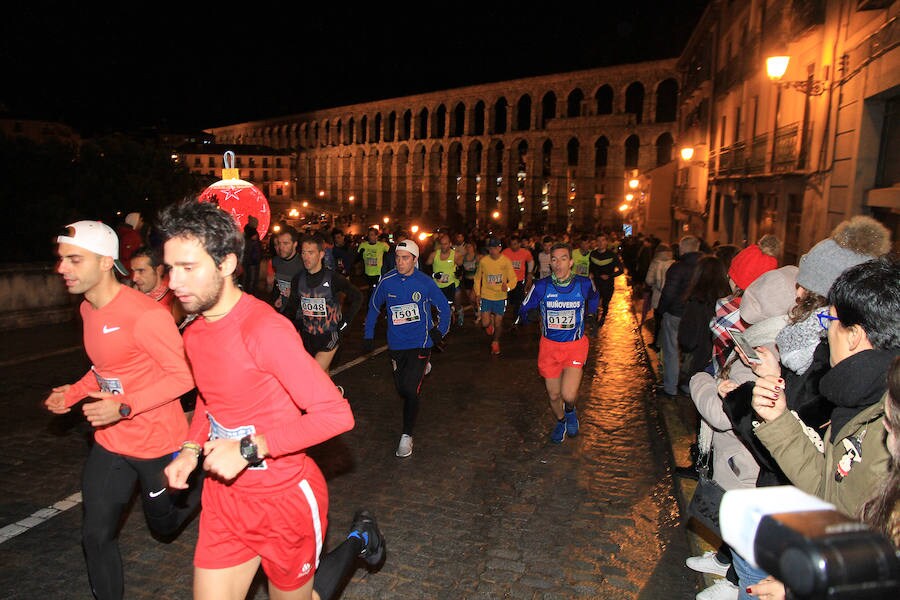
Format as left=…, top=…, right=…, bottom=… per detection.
left=685, top=550, right=730, bottom=577
left=424, top=362, right=432, bottom=376
left=396, top=434, right=413, bottom=458
left=695, top=578, right=739, bottom=600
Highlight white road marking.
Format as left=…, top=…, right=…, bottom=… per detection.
left=0, top=493, right=82, bottom=544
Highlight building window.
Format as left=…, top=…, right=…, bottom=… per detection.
left=208, top=157, right=215, bottom=167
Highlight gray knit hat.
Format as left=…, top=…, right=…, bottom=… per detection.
left=796, top=216, right=891, bottom=297
left=741, top=265, right=798, bottom=325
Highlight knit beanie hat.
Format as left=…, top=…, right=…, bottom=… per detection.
left=727, top=244, right=777, bottom=291
left=796, top=216, right=891, bottom=297
left=740, top=265, right=799, bottom=325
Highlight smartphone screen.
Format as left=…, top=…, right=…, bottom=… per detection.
left=728, top=328, right=762, bottom=364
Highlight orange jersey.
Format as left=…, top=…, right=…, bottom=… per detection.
left=63, top=285, right=194, bottom=458
left=502, top=248, right=533, bottom=282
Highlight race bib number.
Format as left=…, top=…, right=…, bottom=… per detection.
left=207, top=414, right=267, bottom=470
left=547, top=309, right=576, bottom=330
left=575, top=264, right=588, bottom=276
left=437, top=272, right=450, bottom=283
left=276, top=278, right=291, bottom=296
left=512, top=260, right=522, bottom=270
left=390, top=302, right=421, bottom=325
left=301, top=296, right=327, bottom=318
left=92, top=367, right=124, bottom=394
left=365, top=255, right=378, bottom=266
left=487, top=273, right=503, bottom=285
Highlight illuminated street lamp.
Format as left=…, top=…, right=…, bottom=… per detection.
left=765, top=56, right=790, bottom=80
left=348, top=195, right=355, bottom=202
left=383, top=216, right=390, bottom=225
left=618, top=203, right=630, bottom=213
left=625, top=193, right=634, bottom=202
left=302, top=201, right=308, bottom=208
left=628, top=178, right=640, bottom=190
left=491, top=210, right=501, bottom=219
left=680, top=147, right=695, bottom=161
left=288, top=208, right=300, bottom=217
left=411, top=225, right=419, bottom=234
left=318, top=190, right=325, bottom=198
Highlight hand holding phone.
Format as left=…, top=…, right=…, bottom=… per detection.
left=727, top=328, right=762, bottom=365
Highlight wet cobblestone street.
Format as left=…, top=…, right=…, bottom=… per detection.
left=0, top=279, right=702, bottom=599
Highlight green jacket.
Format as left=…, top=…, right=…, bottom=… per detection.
left=755, top=394, right=889, bottom=519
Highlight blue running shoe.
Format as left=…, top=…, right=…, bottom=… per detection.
left=564, top=408, right=579, bottom=437
left=550, top=420, right=566, bottom=444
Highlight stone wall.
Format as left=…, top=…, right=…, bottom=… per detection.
left=0, top=264, right=78, bottom=330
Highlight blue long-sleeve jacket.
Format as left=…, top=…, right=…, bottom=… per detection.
left=518, top=275, right=599, bottom=342
left=364, top=268, right=450, bottom=350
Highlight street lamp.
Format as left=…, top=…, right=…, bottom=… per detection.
left=680, top=147, right=695, bottom=161
left=628, top=178, right=640, bottom=190
left=766, top=54, right=829, bottom=95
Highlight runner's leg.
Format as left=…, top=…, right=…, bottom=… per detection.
left=81, top=444, right=139, bottom=600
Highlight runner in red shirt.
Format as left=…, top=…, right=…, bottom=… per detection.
left=159, top=200, right=384, bottom=600
left=45, top=220, right=202, bottom=600
left=501, top=234, right=534, bottom=320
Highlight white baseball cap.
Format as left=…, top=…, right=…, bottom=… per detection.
left=395, top=239, right=419, bottom=259
left=57, top=220, right=129, bottom=276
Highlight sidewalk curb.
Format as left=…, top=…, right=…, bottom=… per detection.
left=629, top=294, right=722, bottom=594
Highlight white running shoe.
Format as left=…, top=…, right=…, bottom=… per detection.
left=685, top=550, right=730, bottom=577
left=695, top=578, right=738, bottom=600
left=395, top=434, right=413, bottom=458
left=424, top=362, right=432, bottom=375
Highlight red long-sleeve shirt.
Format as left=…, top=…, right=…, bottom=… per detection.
left=63, top=285, right=193, bottom=458
left=183, top=293, right=355, bottom=494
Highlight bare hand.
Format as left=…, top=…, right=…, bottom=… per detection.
left=202, top=439, right=248, bottom=482
left=750, top=345, right=781, bottom=378
left=82, top=392, right=124, bottom=427
left=165, top=452, right=198, bottom=489
left=747, top=576, right=786, bottom=599
left=717, top=379, right=739, bottom=398
left=45, top=385, right=71, bottom=414
left=751, top=374, right=787, bottom=422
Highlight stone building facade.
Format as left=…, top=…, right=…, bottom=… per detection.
left=676, top=0, right=899, bottom=264
left=207, top=60, right=680, bottom=235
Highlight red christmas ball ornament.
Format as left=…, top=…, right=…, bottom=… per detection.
left=198, top=151, right=270, bottom=237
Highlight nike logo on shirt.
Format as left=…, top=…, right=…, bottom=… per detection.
left=148, top=488, right=167, bottom=498
left=102, top=325, right=121, bottom=334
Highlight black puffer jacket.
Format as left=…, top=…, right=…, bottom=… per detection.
left=656, top=251, right=701, bottom=318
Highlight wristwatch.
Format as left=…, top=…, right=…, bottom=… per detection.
left=239, top=435, right=261, bottom=465
left=118, top=403, right=132, bottom=418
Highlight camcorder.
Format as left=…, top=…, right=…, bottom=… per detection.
left=720, top=486, right=899, bottom=599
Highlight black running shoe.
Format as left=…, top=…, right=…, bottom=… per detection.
left=348, top=510, right=385, bottom=567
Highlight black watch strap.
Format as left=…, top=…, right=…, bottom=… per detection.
left=239, top=435, right=261, bottom=465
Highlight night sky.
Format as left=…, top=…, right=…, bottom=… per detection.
left=1, top=2, right=709, bottom=136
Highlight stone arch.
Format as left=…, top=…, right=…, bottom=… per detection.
left=346, top=118, right=354, bottom=145
left=655, top=132, right=674, bottom=166
left=373, top=113, right=382, bottom=143
left=447, top=141, right=464, bottom=230
left=365, top=148, right=378, bottom=212
left=595, top=84, right=613, bottom=115
left=567, top=88, right=584, bottom=117
left=427, top=143, right=444, bottom=217
left=515, top=94, right=532, bottom=131
left=380, top=147, right=394, bottom=213
left=451, top=102, right=465, bottom=137
left=386, top=112, right=397, bottom=142
left=359, top=116, right=368, bottom=144
left=465, top=140, right=483, bottom=223
left=540, top=91, right=556, bottom=129
left=396, top=145, right=410, bottom=215
left=472, top=101, right=485, bottom=136
left=625, top=82, right=645, bottom=124
left=625, top=134, right=640, bottom=169
left=416, top=107, right=428, bottom=140
left=412, top=143, right=427, bottom=214
left=492, top=97, right=508, bottom=135
left=655, top=78, right=678, bottom=123
left=567, top=137, right=579, bottom=167
left=401, top=110, right=412, bottom=141
left=432, top=104, right=446, bottom=139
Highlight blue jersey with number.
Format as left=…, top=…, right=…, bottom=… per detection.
left=519, top=275, right=599, bottom=342
left=364, top=268, right=451, bottom=350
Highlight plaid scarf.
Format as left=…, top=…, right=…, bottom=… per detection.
left=710, top=294, right=743, bottom=374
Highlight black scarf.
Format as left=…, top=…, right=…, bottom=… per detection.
left=820, top=349, right=897, bottom=442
